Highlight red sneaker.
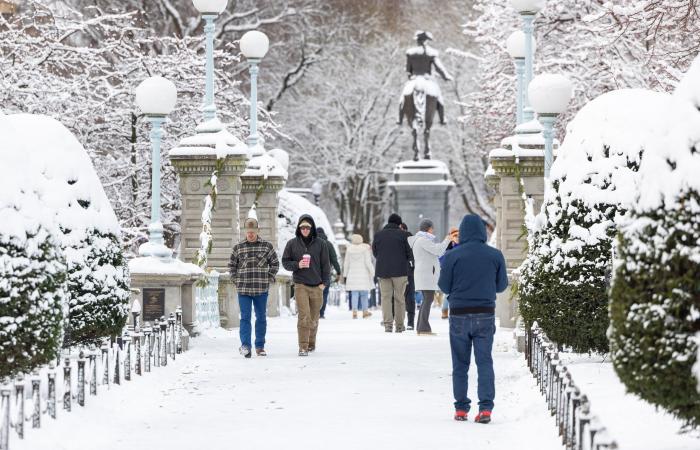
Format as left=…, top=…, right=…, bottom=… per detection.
left=454, top=410, right=468, bottom=421
left=474, top=410, right=491, bottom=424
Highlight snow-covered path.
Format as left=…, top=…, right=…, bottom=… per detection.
left=18, top=306, right=563, bottom=450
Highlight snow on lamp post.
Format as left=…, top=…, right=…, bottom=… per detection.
left=240, top=30, right=269, bottom=151
left=311, top=181, right=322, bottom=206
left=135, top=76, right=178, bottom=259
left=192, top=0, right=228, bottom=122
left=510, top=0, right=544, bottom=122
left=528, top=73, right=573, bottom=179
left=506, top=30, right=536, bottom=126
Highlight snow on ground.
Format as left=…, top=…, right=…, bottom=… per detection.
left=16, top=306, right=563, bottom=450
left=560, top=354, right=700, bottom=450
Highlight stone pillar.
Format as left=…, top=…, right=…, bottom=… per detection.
left=239, top=169, right=286, bottom=317
left=487, top=121, right=548, bottom=328
left=388, top=159, right=455, bottom=236
left=169, top=120, right=249, bottom=329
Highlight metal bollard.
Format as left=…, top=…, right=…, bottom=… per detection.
left=89, top=353, right=97, bottom=395
left=47, top=368, right=56, bottom=419
left=144, top=325, right=152, bottom=373
left=169, top=313, right=176, bottom=360
left=113, top=344, right=121, bottom=385
left=77, top=352, right=86, bottom=407
left=154, top=320, right=161, bottom=368
left=176, top=307, right=183, bottom=354
left=160, top=317, right=168, bottom=367
left=101, top=342, right=109, bottom=386
left=63, top=358, right=71, bottom=412
left=31, top=374, right=40, bottom=429
left=134, top=328, right=142, bottom=376
left=124, top=333, right=131, bottom=382
left=1, top=386, right=10, bottom=450
left=14, top=375, right=24, bottom=439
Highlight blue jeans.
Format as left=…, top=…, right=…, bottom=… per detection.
left=320, top=285, right=330, bottom=317
left=350, top=290, right=368, bottom=311
left=239, top=292, right=268, bottom=350
left=449, top=313, right=496, bottom=412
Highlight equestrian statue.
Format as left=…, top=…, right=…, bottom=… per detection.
left=398, top=31, right=453, bottom=161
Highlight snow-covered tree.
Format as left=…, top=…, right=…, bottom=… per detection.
left=610, top=57, right=700, bottom=427
left=518, top=89, right=671, bottom=353
left=0, top=182, right=66, bottom=378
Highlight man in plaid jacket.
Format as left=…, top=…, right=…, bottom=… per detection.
left=228, top=217, right=279, bottom=358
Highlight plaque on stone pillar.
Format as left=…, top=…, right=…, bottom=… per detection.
left=142, top=288, right=165, bottom=321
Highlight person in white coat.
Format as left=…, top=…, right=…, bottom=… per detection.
left=342, top=234, right=375, bottom=319
left=408, top=219, right=449, bottom=334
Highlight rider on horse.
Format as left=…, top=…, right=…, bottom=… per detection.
left=399, top=31, right=452, bottom=126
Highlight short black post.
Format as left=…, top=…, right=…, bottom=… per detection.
left=77, top=352, right=86, bottom=407
left=47, top=368, right=56, bottom=419
left=89, top=353, right=97, bottom=395
left=160, top=317, right=168, bottom=367
left=169, top=313, right=176, bottom=360
left=31, top=374, right=40, bottom=429
left=14, top=375, right=24, bottom=439
left=144, top=325, right=152, bottom=373
left=63, top=358, right=71, bottom=412
left=0, top=386, right=10, bottom=450
left=101, top=342, right=109, bottom=386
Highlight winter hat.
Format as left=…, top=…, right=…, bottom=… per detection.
left=244, top=218, right=259, bottom=232
left=351, top=234, right=363, bottom=245
left=299, top=220, right=313, bottom=229
left=419, top=218, right=434, bottom=232
left=388, top=213, right=402, bottom=225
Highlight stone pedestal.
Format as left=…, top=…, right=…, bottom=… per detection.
left=169, top=119, right=249, bottom=329
left=487, top=120, right=549, bottom=328
left=388, top=159, right=455, bottom=236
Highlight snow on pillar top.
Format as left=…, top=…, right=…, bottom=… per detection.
left=388, top=159, right=455, bottom=187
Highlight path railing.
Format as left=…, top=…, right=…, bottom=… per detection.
left=0, top=307, right=186, bottom=450
left=526, top=322, right=618, bottom=450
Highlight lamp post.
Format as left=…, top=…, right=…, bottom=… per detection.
left=510, top=0, right=544, bottom=122
left=240, top=30, right=270, bottom=150
left=506, top=31, right=536, bottom=126
left=527, top=73, right=573, bottom=179
left=311, top=181, right=322, bottom=206
left=192, top=0, right=228, bottom=122
left=135, top=76, right=178, bottom=259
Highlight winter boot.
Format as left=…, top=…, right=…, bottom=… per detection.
left=352, top=310, right=358, bottom=319
left=441, top=309, right=448, bottom=319
left=298, top=348, right=309, bottom=357
left=362, top=310, right=371, bottom=319
left=255, top=348, right=267, bottom=357
left=454, top=410, right=468, bottom=422
left=239, top=345, right=252, bottom=359
left=474, top=411, right=491, bottom=424
left=385, top=325, right=393, bottom=333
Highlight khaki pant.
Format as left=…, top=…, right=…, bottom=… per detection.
left=379, top=276, right=408, bottom=331
left=295, top=283, right=324, bottom=350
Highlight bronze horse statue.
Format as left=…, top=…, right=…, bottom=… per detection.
left=398, top=31, right=452, bottom=161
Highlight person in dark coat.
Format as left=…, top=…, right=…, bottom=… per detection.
left=399, top=223, right=416, bottom=330
left=316, top=227, right=341, bottom=319
left=372, top=213, right=414, bottom=333
left=438, top=214, right=508, bottom=424
left=282, top=215, right=331, bottom=356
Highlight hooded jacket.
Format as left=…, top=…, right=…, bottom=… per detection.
left=282, top=214, right=331, bottom=286
left=342, top=234, right=375, bottom=291
left=438, top=215, right=508, bottom=309
left=408, top=231, right=449, bottom=291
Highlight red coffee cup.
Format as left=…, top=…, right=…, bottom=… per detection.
left=302, top=254, right=311, bottom=266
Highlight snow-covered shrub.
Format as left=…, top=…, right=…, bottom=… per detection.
left=610, top=59, right=700, bottom=427
left=0, top=175, right=66, bottom=378
left=1, top=114, right=130, bottom=349
left=519, top=89, right=671, bottom=353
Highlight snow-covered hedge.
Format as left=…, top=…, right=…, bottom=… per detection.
left=0, top=184, right=67, bottom=379
left=1, top=114, right=130, bottom=349
left=518, top=89, right=670, bottom=353
left=610, top=59, right=700, bottom=427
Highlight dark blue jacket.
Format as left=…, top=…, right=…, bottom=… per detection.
left=438, top=215, right=508, bottom=309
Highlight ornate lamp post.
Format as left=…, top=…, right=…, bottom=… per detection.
left=135, top=76, right=178, bottom=259
left=192, top=0, right=228, bottom=121
left=311, top=181, right=322, bottom=206
left=510, top=0, right=544, bottom=122
left=240, top=30, right=270, bottom=151
left=506, top=31, right=536, bottom=126
left=528, top=73, right=573, bottom=179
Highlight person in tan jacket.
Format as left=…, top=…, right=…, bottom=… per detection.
left=342, top=234, right=375, bottom=319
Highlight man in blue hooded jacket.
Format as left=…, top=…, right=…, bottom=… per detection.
left=438, top=214, right=508, bottom=424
